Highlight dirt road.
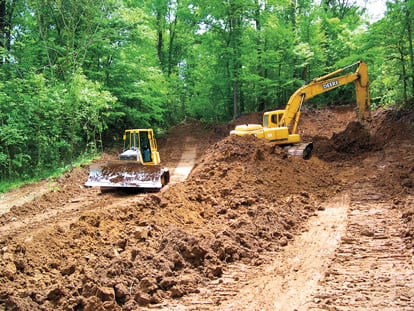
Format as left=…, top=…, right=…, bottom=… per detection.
left=156, top=194, right=349, bottom=311
left=0, top=107, right=413, bottom=311
left=0, top=180, right=57, bottom=215
left=309, top=182, right=413, bottom=310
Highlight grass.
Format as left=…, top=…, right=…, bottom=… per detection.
left=0, top=153, right=99, bottom=194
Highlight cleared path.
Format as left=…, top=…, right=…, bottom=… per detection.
left=169, top=136, right=198, bottom=184
left=146, top=194, right=349, bottom=310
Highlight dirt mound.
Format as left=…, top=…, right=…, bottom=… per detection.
left=300, top=105, right=359, bottom=140
left=331, top=121, right=375, bottom=153
left=0, top=134, right=340, bottom=310
left=314, top=121, right=379, bottom=162
left=0, top=107, right=413, bottom=310
left=369, top=108, right=414, bottom=144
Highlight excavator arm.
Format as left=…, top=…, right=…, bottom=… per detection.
left=280, top=61, right=370, bottom=132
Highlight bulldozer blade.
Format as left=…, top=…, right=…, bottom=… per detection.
left=284, top=142, right=313, bottom=160
left=85, top=161, right=169, bottom=189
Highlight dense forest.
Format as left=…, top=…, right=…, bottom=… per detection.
left=0, top=0, right=413, bottom=184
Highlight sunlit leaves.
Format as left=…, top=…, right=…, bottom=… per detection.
left=0, top=0, right=411, bottom=182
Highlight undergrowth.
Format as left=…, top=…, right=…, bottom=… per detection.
left=0, top=154, right=98, bottom=194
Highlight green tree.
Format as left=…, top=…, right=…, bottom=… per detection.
left=0, top=0, right=412, bottom=186
left=365, top=0, right=413, bottom=107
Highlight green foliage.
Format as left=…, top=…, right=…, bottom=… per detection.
left=0, top=70, right=114, bottom=181
left=67, top=71, right=116, bottom=153
left=0, top=0, right=412, bottom=187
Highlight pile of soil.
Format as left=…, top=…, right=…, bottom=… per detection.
left=0, top=106, right=413, bottom=310
left=313, top=121, right=378, bottom=162
left=0, top=135, right=339, bottom=311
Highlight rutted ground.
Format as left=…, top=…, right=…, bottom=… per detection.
left=0, top=107, right=413, bottom=311
left=309, top=184, right=413, bottom=310
left=0, top=180, right=57, bottom=215
left=157, top=194, right=349, bottom=311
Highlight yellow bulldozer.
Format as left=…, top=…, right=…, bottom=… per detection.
left=230, top=60, right=370, bottom=159
left=85, top=129, right=169, bottom=190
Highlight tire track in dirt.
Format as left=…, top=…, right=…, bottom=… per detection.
left=143, top=194, right=349, bottom=311
left=0, top=180, right=57, bottom=215
left=309, top=182, right=414, bottom=310
left=168, top=136, right=197, bottom=184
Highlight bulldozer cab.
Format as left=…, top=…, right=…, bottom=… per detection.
left=120, top=129, right=161, bottom=165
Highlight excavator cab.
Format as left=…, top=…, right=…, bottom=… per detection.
left=264, top=110, right=284, bottom=128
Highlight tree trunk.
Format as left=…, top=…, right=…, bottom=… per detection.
left=0, top=0, right=12, bottom=65
left=405, top=0, right=414, bottom=99
left=156, top=12, right=164, bottom=69
left=0, top=0, right=5, bottom=60
left=233, top=81, right=238, bottom=119
left=255, top=0, right=265, bottom=111
left=399, top=47, right=408, bottom=106
left=167, top=1, right=178, bottom=77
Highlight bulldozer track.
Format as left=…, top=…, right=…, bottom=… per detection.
left=169, top=136, right=197, bottom=184
left=309, top=181, right=414, bottom=310
left=142, top=261, right=253, bottom=310
left=143, top=195, right=349, bottom=311
left=141, top=181, right=413, bottom=311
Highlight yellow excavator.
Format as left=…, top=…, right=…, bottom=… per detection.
left=85, top=129, right=169, bottom=190
left=230, top=60, right=370, bottom=159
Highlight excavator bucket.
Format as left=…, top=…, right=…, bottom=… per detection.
left=85, top=161, right=169, bottom=190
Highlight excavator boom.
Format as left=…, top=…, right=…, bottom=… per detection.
left=281, top=61, right=370, bottom=129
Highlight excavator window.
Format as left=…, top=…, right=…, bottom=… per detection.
left=263, top=116, right=269, bottom=128
left=270, top=112, right=283, bottom=127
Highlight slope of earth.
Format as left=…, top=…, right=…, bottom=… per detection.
left=0, top=106, right=413, bottom=311
left=213, top=107, right=414, bottom=311
left=307, top=108, right=414, bottom=311
left=0, top=131, right=338, bottom=310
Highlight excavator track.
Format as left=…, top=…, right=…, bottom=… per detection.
left=284, top=142, right=314, bottom=160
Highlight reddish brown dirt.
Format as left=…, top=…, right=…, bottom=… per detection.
left=0, top=106, right=413, bottom=311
